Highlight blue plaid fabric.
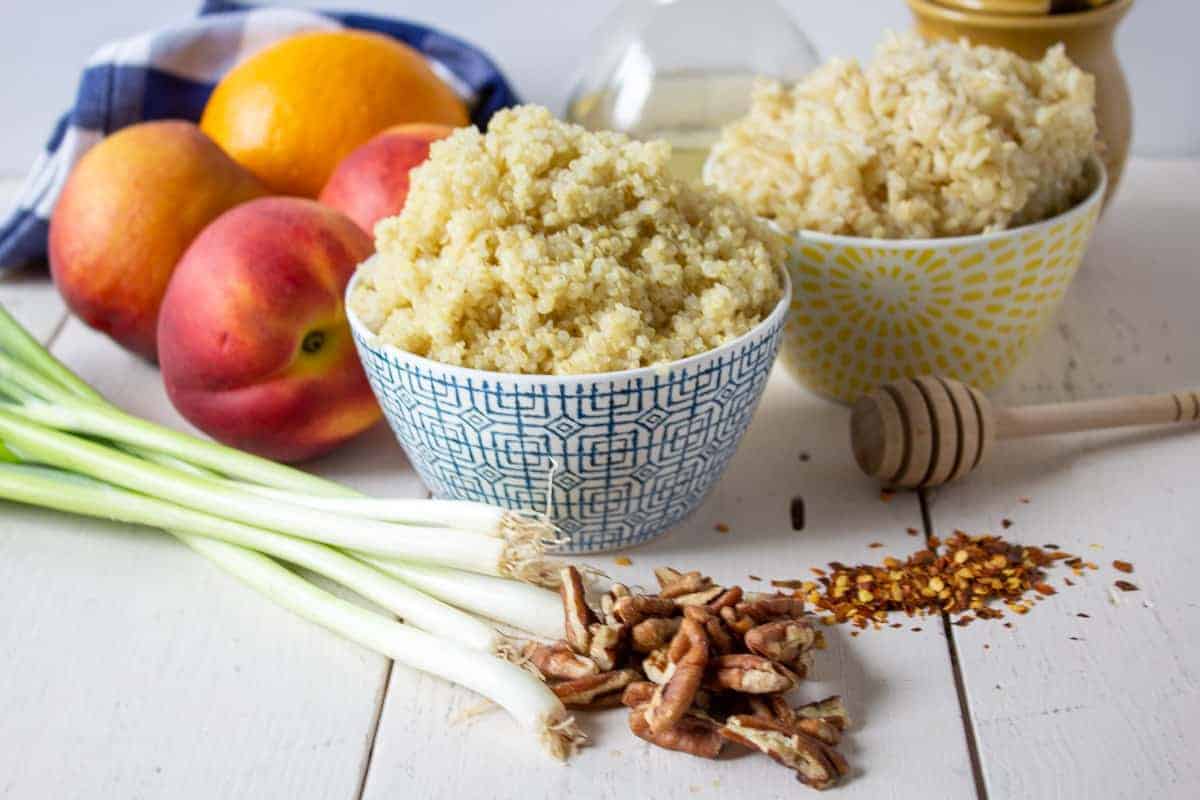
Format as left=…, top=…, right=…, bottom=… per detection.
left=0, top=0, right=519, bottom=271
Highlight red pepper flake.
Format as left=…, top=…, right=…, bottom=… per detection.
left=770, top=579, right=806, bottom=590
left=799, top=452, right=811, bottom=462
left=1001, top=518, right=1013, bottom=529
left=952, top=616, right=975, bottom=627
left=867, top=542, right=884, bottom=549
left=1034, top=582, right=1057, bottom=596
left=910, top=627, right=923, bottom=632
left=1112, top=560, right=1133, bottom=574
left=714, top=522, right=730, bottom=534
left=983, top=643, right=990, bottom=650
left=906, top=527, right=919, bottom=536
left=614, top=556, right=632, bottom=566
left=1076, top=612, right=1090, bottom=618
left=810, top=567, right=827, bottom=577
left=1063, top=577, right=1075, bottom=587
left=1114, top=580, right=1139, bottom=592
left=1019, top=497, right=1031, bottom=504
left=850, top=630, right=860, bottom=637
left=1003, top=622, right=1014, bottom=629
left=790, top=497, right=805, bottom=531
left=1044, top=543, right=1060, bottom=550
left=1068, top=636, right=1084, bottom=641
left=880, top=489, right=896, bottom=503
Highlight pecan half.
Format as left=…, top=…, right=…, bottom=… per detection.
left=588, top=622, right=627, bottom=671
left=629, top=706, right=725, bottom=759
left=642, top=648, right=672, bottom=684
left=621, top=680, right=657, bottom=708
left=720, top=605, right=757, bottom=636
left=560, top=566, right=596, bottom=654
left=654, top=567, right=711, bottom=597
left=645, top=618, right=709, bottom=735
left=738, top=594, right=807, bottom=622
left=705, top=654, right=797, bottom=694
left=524, top=641, right=599, bottom=681
left=682, top=606, right=736, bottom=654
left=612, top=594, right=677, bottom=625
left=745, top=619, right=817, bottom=671
left=631, top=617, right=682, bottom=654
left=796, top=695, right=850, bottom=731
left=707, top=586, right=743, bottom=612
left=600, top=583, right=632, bottom=625
left=673, top=586, right=726, bottom=607
left=552, top=669, right=640, bottom=709
left=796, top=717, right=842, bottom=747
left=721, top=715, right=849, bottom=790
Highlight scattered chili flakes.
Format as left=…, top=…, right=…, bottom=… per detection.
left=867, top=542, right=884, bottom=549
left=748, top=574, right=762, bottom=582
left=880, top=488, right=896, bottom=503
left=614, top=556, right=632, bottom=567
left=770, top=579, right=806, bottom=590
left=1114, top=580, right=1139, bottom=592
left=1112, top=560, right=1134, bottom=574
left=906, top=527, right=920, bottom=536
left=788, top=531, right=1079, bottom=630
left=714, top=522, right=730, bottom=534
left=1001, top=518, right=1013, bottom=529
left=790, top=497, right=805, bottom=531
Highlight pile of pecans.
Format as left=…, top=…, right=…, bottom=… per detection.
left=791, top=531, right=1081, bottom=628
left=527, top=566, right=851, bottom=791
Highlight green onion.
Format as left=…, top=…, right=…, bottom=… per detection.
left=0, top=304, right=580, bottom=757
left=0, top=463, right=508, bottom=655
left=0, top=410, right=548, bottom=580
left=180, top=535, right=583, bottom=760
left=362, top=557, right=566, bottom=641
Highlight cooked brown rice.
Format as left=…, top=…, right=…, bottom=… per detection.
left=704, top=34, right=1098, bottom=239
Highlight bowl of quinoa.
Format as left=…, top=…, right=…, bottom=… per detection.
left=702, top=34, right=1104, bottom=402
left=347, top=105, right=790, bottom=551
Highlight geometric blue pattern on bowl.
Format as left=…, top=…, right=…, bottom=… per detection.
left=347, top=271, right=791, bottom=553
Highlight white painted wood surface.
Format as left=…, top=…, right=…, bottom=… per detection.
left=2, top=161, right=1199, bottom=800
left=924, top=160, right=1200, bottom=800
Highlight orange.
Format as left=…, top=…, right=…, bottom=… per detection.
left=200, top=30, right=469, bottom=197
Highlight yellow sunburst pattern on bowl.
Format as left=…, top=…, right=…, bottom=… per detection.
left=779, top=204, right=1101, bottom=403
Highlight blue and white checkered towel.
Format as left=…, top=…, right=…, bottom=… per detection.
left=0, top=0, right=520, bottom=271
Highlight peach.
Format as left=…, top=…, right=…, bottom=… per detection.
left=157, top=197, right=380, bottom=462
left=49, top=120, right=267, bottom=361
left=318, top=123, right=454, bottom=235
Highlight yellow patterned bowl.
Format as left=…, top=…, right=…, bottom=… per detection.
left=778, top=156, right=1106, bottom=402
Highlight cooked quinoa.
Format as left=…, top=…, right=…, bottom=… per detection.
left=704, top=34, right=1098, bottom=239
left=350, top=105, right=784, bottom=375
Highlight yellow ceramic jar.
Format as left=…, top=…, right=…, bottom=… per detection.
left=778, top=158, right=1106, bottom=403
left=907, top=0, right=1133, bottom=204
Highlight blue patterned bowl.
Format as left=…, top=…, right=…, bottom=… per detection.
left=346, top=269, right=791, bottom=553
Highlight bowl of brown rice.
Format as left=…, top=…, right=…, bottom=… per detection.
left=704, top=34, right=1105, bottom=402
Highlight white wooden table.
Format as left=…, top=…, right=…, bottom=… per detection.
left=1, top=160, right=1197, bottom=800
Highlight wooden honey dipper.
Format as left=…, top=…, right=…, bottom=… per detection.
left=851, top=376, right=1200, bottom=488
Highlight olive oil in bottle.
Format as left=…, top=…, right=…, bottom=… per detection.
left=565, top=0, right=817, bottom=184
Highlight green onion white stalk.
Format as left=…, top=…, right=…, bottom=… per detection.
left=180, top=535, right=583, bottom=760
left=363, top=557, right=566, bottom=641
left=0, top=463, right=508, bottom=655
left=0, top=409, right=550, bottom=582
